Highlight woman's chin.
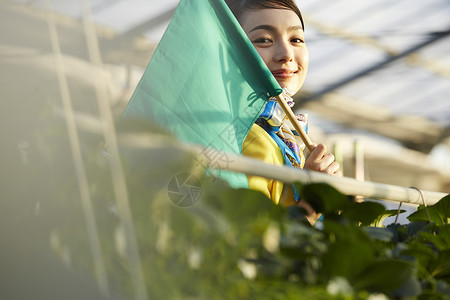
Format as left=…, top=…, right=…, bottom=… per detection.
left=279, top=84, right=301, bottom=96
left=275, top=79, right=301, bottom=94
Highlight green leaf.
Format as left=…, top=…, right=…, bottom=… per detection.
left=371, top=209, right=406, bottom=228
left=391, top=275, right=422, bottom=298
left=299, top=183, right=349, bottom=215
left=436, top=280, right=450, bottom=296
left=321, top=239, right=374, bottom=280
left=408, top=195, right=450, bottom=225
left=341, top=201, right=386, bottom=226
left=405, top=221, right=434, bottom=237
left=420, top=224, right=450, bottom=251
left=280, top=223, right=326, bottom=259
left=428, top=250, right=450, bottom=279
left=203, top=181, right=286, bottom=226
left=401, top=241, right=436, bottom=275
left=323, top=220, right=370, bottom=242
left=433, top=195, right=450, bottom=223
left=364, top=227, right=394, bottom=242
left=352, top=260, right=414, bottom=294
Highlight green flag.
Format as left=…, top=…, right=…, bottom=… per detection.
left=123, top=0, right=282, bottom=188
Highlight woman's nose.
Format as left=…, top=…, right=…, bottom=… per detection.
left=274, top=41, right=294, bottom=62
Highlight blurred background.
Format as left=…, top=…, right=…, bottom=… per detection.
left=2, top=0, right=449, bottom=191
left=1, top=0, right=449, bottom=299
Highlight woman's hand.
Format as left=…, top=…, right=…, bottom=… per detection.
left=305, top=144, right=342, bottom=177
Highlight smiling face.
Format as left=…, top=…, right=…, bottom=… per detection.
left=240, top=8, right=309, bottom=95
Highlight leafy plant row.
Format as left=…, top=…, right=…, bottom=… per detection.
left=8, top=120, right=450, bottom=299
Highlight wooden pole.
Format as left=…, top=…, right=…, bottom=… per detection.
left=333, top=142, right=344, bottom=175
left=354, top=140, right=365, bottom=203
left=81, top=1, right=148, bottom=299
left=45, top=0, right=109, bottom=295
left=274, top=94, right=316, bottom=152
left=354, top=140, right=365, bottom=182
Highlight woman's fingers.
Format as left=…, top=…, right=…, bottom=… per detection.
left=307, top=144, right=327, bottom=163
left=334, top=169, right=343, bottom=177
left=327, top=161, right=341, bottom=175
left=305, top=144, right=331, bottom=171
left=305, top=144, right=342, bottom=176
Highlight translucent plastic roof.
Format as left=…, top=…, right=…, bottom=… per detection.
left=10, top=0, right=450, bottom=150
left=300, top=0, right=450, bottom=130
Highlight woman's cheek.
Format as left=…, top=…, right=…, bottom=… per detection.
left=300, top=47, right=309, bottom=71
left=254, top=48, right=271, bottom=67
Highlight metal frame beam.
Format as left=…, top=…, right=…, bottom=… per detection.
left=295, top=29, right=450, bottom=106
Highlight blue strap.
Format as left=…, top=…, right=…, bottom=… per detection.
left=259, top=100, right=277, bottom=121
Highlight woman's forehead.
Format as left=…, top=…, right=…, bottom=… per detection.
left=240, top=8, right=304, bottom=31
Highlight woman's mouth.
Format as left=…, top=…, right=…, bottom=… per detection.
left=271, top=69, right=297, bottom=79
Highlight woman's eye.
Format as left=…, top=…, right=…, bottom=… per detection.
left=253, top=38, right=272, bottom=44
left=291, top=38, right=304, bottom=44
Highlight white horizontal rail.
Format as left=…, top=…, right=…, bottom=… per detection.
left=118, top=132, right=448, bottom=206
left=51, top=111, right=448, bottom=206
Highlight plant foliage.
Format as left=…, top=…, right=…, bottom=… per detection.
left=4, top=119, right=450, bottom=300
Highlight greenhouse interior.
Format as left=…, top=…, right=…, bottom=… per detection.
left=1, top=0, right=450, bottom=299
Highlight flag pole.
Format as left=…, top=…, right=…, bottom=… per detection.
left=275, top=93, right=316, bottom=152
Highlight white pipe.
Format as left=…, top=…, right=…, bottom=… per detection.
left=189, top=145, right=447, bottom=206
left=62, top=114, right=448, bottom=207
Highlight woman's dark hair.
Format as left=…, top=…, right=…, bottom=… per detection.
left=225, top=0, right=304, bottom=30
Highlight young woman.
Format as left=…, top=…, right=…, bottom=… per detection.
left=225, top=0, right=342, bottom=219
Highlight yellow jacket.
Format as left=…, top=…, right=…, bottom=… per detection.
left=242, top=124, right=302, bottom=206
